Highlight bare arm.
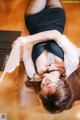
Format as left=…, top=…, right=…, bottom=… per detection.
left=13, top=30, right=79, bottom=77
left=20, top=30, right=79, bottom=76
left=13, top=30, right=61, bottom=46
left=14, top=29, right=79, bottom=64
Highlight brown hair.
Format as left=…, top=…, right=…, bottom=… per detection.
left=66, top=66, right=80, bottom=101
left=25, top=66, right=80, bottom=113
left=39, top=80, right=72, bottom=113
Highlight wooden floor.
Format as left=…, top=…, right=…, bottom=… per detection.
left=0, top=1, right=80, bottom=120
left=64, top=3, right=80, bottom=47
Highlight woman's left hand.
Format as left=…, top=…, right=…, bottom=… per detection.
left=12, top=36, right=29, bottom=47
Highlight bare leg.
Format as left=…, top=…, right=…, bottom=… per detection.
left=26, top=0, right=47, bottom=15
left=47, top=0, right=63, bottom=8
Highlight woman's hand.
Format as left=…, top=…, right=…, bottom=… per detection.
left=12, top=36, right=30, bottom=47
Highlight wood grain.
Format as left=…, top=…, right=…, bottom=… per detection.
left=0, top=1, right=80, bottom=120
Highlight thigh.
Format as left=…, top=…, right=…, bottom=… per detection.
left=47, top=0, right=63, bottom=8
left=26, top=0, right=47, bottom=15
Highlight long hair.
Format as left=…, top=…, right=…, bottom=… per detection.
left=25, top=66, right=80, bottom=113
left=39, top=80, right=72, bottom=113
left=66, top=66, right=80, bottom=102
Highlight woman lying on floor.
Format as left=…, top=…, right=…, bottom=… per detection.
left=2, top=0, right=80, bottom=113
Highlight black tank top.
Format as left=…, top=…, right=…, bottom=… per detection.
left=25, top=7, right=65, bottom=34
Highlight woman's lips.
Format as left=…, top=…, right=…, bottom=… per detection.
left=42, top=75, right=46, bottom=79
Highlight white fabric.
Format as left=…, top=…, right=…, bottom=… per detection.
left=0, top=45, right=20, bottom=82
left=23, top=44, right=35, bottom=78
left=56, top=35, right=80, bottom=77
left=0, top=35, right=80, bottom=82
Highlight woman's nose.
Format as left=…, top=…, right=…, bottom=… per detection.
left=44, top=79, right=50, bottom=86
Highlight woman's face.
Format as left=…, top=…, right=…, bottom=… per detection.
left=41, top=64, right=60, bottom=89
left=36, top=51, right=65, bottom=75
left=40, top=64, right=64, bottom=94
left=35, top=53, right=65, bottom=94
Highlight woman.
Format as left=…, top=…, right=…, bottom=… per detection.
left=3, top=0, right=80, bottom=113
